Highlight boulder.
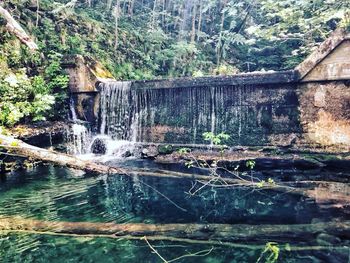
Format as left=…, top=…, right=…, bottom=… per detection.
left=91, top=138, right=107, bottom=154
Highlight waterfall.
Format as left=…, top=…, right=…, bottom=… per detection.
left=67, top=122, right=92, bottom=155
left=66, top=97, right=92, bottom=155
left=99, top=81, right=135, bottom=140
left=70, top=97, right=78, bottom=121
left=96, top=80, right=295, bottom=147
left=95, top=81, right=138, bottom=159
left=97, top=82, right=227, bottom=145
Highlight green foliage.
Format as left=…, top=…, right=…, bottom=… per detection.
left=31, top=94, right=56, bottom=122
left=177, top=147, right=191, bottom=154
left=10, top=140, right=19, bottom=147
left=340, top=12, right=350, bottom=31
left=212, top=64, right=239, bottom=75
left=203, top=132, right=230, bottom=146
left=2, top=0, right=349, bottom=81
left=256, top=242, right=280, bottom=263
left=0, top=38, right=68, bottom=127
left=203, top=132, right=230, bottom=155
left=256, top=178, right=276, bottom=188
left=246, top=160, right=256, bottom=170
left=185, top=160, right=194, bottom=168
left=158, top=144, right=174, bottom=154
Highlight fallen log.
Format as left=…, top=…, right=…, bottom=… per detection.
left=0, top=134, right=271, bottom=184
left=0, top=134, right=126, bottom=175
left=1, top=134, right=350, bottom=207
left=0, top=6, right=38, bottom=51
left=0, top=217, right=349, bottom=243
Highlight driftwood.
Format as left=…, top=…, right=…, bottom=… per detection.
left=0, top=6, right=38, bottom=51
left=0, top=217, right=349, bottom=243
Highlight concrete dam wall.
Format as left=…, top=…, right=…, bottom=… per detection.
left=66, top=29, right=350, bottom=149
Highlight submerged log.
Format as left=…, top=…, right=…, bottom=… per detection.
left=0, top=6, right=38, bottom=51
left=0, top=217, right=349, bottom=243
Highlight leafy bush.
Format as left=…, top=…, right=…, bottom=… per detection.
left=203, top=132, right=230, bottom=145
left=0, top=39, right=68, bottom=127
left=0, top=71, right=56, bottom=126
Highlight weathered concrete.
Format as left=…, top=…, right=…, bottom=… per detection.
left=302, top=40, right=350, bottom=81
left=298, top=81, right=350, bottom=146
left=70, top=92, right=100, bottom=126
left=62, top=55, right=114, bottom=93
left=296, top=28, right=350, bottom=80
left=132, top=70, right=299, bottom=89
left=66, top=29, right=350, bottom=150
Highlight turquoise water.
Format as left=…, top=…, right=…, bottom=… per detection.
left=0, top=164, right=349, bottom=262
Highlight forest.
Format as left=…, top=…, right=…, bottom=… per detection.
left=0, top=0, right=349, bottom=126
left=0, top=0, right=350, bottom=262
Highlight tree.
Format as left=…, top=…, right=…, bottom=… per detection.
left=0, top=6, right=38, bottom=51
left=113, top=1, right=121, bottom=49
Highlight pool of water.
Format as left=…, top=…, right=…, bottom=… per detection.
left=0, top=163, right=349, bottom=262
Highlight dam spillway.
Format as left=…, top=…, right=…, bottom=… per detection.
left=96, top=71, right=301, bottom=146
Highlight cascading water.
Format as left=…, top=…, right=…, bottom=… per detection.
left=67, top=123, right=92, bottom=155
left=66, top=97, right=92, bottom=155
left=99, top=81, right=135, bottom=140
left=95, top=79, right=299, bottom=150
left=94, top=81, right=139, bottom=159
left=96, top=82, right=237, bottom=146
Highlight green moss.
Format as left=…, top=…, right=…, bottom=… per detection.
left=158, top=144, right=174, bottom=155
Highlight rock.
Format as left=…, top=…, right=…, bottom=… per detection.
left=122, top=150, right=133, bottom=158
left=158, top=144, right=174, bottom=155
left=10, top=121, right=67, bottom=148
left=91, top=138, right=107, bottom=154
left=0, top=161, right=5, bottom=173
left=141, top=148, right=149, bottom=155
left=141, top=146, right=158, bottom=159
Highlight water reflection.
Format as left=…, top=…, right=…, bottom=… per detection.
left=0, top=165, right=349, bottom=262
left=0, top=165, right=348, bottom=224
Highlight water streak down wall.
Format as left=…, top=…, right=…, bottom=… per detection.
left=97, top=72, right=301, bottom=146
left=67, top=29, right=350, bottom=149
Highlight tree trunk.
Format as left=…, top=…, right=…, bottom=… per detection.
left=216, top=0, right=227, bottom=65
left=190, top=0, right=197, bottom=43
left=196, top=0, right=202, bottom=41
left=162, top=0, right=166, bottom=28
left=106, top=0, right=113, bottom=11
left=113, top=1, right=120, bottom=49
left=128, top=0, right=134, bottom=17
left=151, top=0, right=158, bottom=28
left=0, top=6, right=38, bottom=51
left=36, top=0, right=40, bottom=27
left=0, top=217, right=349, bottom=243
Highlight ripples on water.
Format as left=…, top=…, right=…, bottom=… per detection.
left=0, top=164, right=349, bottom=262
